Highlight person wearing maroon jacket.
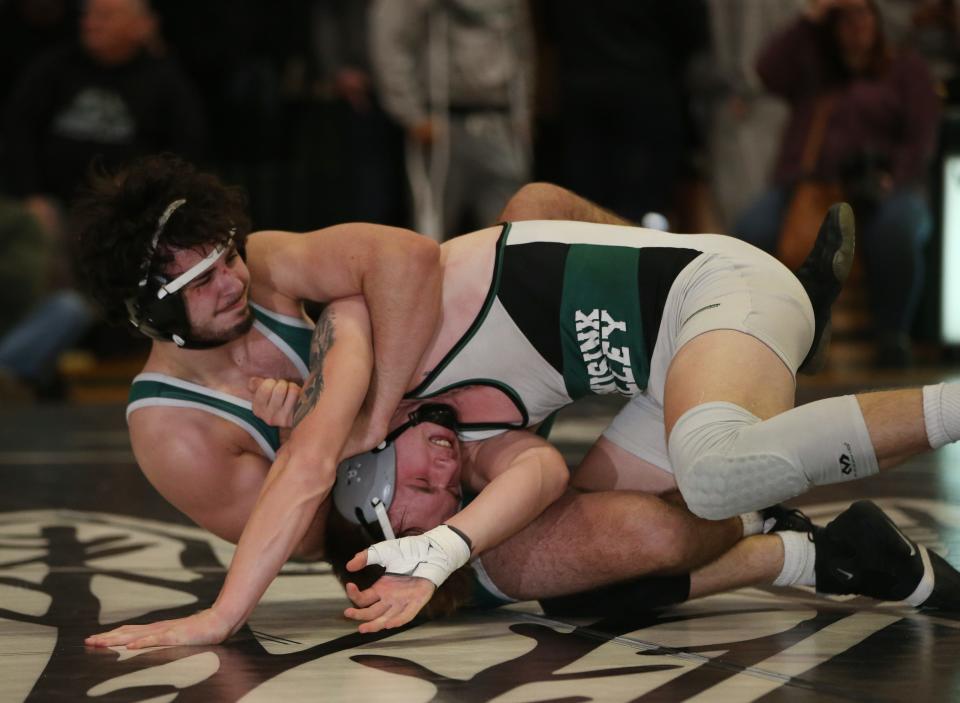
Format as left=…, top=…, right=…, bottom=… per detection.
left=733, top=0, right=941, bottom=367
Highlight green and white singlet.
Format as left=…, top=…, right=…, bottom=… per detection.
left=406, top=220, right=707, bottom=432
left=126, top=303, right=313, bottom=458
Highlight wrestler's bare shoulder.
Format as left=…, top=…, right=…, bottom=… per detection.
left=127, top=402, right=266, bottom=466
left=411, top=227, right=501, bottom=380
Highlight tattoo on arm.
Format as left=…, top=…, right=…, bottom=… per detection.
left=293, top=309, right=336, bottom=426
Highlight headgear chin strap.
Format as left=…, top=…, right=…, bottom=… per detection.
left=125, top=198, right=240, bottom=349
left=332, top=403, right=459, bottom=541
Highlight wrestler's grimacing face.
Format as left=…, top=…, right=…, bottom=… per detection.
left=169, top=244, right=254, bottom=345
left=387, top=422, right=463, bottom=535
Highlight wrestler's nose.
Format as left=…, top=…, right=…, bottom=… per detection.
left=217, top=261, right=245, bottom=294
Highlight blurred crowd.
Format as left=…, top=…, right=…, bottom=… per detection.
left=1, top=0, right=959, bottom=399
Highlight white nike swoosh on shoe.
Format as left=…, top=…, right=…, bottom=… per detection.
left=888, top=521, right=918, bottom=557
left=836, top=568, right=854, bottom=580
left=904, top=546, right=934, bottom=607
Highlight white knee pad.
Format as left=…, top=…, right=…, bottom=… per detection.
left=669, top=396, right=879, bottom=520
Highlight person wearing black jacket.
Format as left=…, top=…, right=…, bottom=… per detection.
left=2, top=0, right=205, bottom=227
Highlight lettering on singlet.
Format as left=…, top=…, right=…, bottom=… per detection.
left=574, top=309, right=638, bottom=395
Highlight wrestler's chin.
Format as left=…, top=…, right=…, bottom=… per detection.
left=223, top=307, right=256, bottom=340
left=193, top=307, right=255, bottom=347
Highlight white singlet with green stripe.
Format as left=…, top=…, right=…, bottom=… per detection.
left=406, top=219, right=811, bottom=439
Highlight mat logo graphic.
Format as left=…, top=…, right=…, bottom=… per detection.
left=575, top=308, right=639, bottom=395
left=2, top=499, right=957, bottom=702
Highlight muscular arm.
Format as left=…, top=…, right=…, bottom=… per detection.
left=88, top=299, right=374, bottom=648
left=130, top=412, right=267, bottom=543
left=129, top=411, right=327, bottom=560
left=247, top=224, right=441, bottom=450
left=450, top=431, right=569, bottom=555
left=213, top=299, right=373, bottom=629
left=498, top=182, right=633, bottom=225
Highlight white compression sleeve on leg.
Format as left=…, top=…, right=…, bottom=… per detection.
left=922, top=383, right=960, bottom=449
left=669, top=396, right=879, bottom=519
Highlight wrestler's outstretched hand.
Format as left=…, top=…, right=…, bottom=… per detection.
left=85, top=608, right=236, bottom=649
left=343, top=551, right=435, bottom=633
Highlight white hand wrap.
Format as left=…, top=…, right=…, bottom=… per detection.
left=365, top=525, right=471, bottom=587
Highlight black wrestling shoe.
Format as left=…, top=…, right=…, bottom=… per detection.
left=761, top=504, right=815, bottom=534
left=813, top=500, right=935, bottom=605
left=795, top=202, right=856, bottom=375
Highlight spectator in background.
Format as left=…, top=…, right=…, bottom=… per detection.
left=0, top=0, right=204, bottom=392
left=153, top=0, right=311, bottom=231
left=369, top=0, right=534, bottom=240
left=0, top=0, right=78, bottom=111
left=2, top=0, right=206, bottom=249
left=897, top=0, right=960, bottom=98
left=540, top=1, right=709, bottom=226
left=0, top=198, right=92, bottom=402
left=733, top=0, right=941, bottom=367
left=311, top=0, right=406, bottom=226
left=0, top=198, right=49, bottom=343
left=697, top=0, right=806, bottom=231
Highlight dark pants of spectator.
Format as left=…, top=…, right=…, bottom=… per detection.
left=283, top=99, right=406, bottom=231
left=558, top=89, right=685, bottom=224
left=0, top=290, right=94, bottom=384
left=338, top=100, right=406, bottom=226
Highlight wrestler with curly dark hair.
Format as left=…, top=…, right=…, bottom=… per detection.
left=73, top=153, right=443, bottom=646
left=74, top=154, right=250, bottom=327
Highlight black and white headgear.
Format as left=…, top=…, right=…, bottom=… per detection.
left=125, top=198, right=237, bottom=348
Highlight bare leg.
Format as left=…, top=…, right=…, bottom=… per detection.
left=480, top=489, right=742, bottom=600
left=571, top=333, right=799, bottom=501
left=663, top=329, right=796, bottom=435
left=571, top=436, right=678, bottom=494
left=529, top=503, right=960, bottom=616
left=856, top=389, right=929, bottom=469
left=688, top=534, right=784, bottom=599
left=497, top=182, right=631, bottom=225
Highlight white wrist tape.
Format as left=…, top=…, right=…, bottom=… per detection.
left=365, top=525, right=471, bottom=587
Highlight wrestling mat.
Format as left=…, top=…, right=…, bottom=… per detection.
left=2, top=384, right=960, bottom=702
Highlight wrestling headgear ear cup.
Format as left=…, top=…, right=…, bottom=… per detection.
left=332, top=403, right=460, bottom=536
left=333, top=443, right=398, bottom=528
left=125, top=197, right=240, bottom=348
left=126, top=287, right=194, bottom=348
